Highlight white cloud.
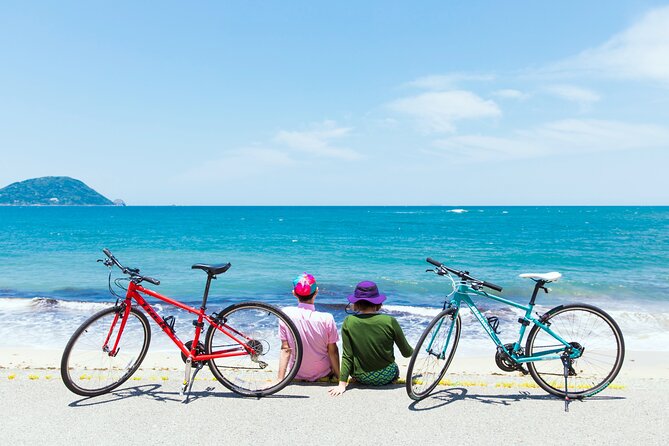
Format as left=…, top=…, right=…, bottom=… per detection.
left=405, top=73, right=495, bottom=90
left=273, top=120, right=361, bottom=160
left=179, top=120, right=361, bottom=188
left=492, top=89, right=529, bottom=100
left=546, top=85, right=600, bottom=109
left=388, top=90, right=501, bottom=133
left=433, top=119, right=669, bottom=161
left=547, top=6, right=669, bottom=84
left=179, top=147, right=296, bottom=183
left=432, top=134, right=543, bottom=161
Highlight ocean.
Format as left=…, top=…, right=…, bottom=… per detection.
left=1, top=206, right=667, bottom=355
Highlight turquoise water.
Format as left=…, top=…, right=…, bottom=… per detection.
left=1, top=206, right=668, bottom=352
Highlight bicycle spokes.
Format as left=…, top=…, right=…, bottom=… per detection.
left=526, top=304, right=624, bottom=399
left=61, top=307, right=151, bottom=397
left=206, top=303, right=303, bottom=396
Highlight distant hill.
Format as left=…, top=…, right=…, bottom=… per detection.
left=0, top=176, right=115, bottom=206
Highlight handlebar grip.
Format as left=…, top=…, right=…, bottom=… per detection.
left=483, top=281, right=503, bottom=292
left=143, top=276, right=160, bottom=286
left=426, top=257, right=442, bottom=267
left=102, top=248, right=122, bottom=268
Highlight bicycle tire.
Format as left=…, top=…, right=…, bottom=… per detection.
left=205, top=302, right=303, bottom=397
left=526, top=303, right=625, bottom=398
left=406, top=307, right=461, bottom=400
left=60, top=306, right=151, bottom=397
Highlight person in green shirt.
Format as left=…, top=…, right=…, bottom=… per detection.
left=328, top=281, right=413, bottom=396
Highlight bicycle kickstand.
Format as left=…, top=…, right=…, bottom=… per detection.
left=561, top=354, right=571, bottom=413
left=181, top=358, right=192, bottom=398
left=181, top=358, right=204, bottom=403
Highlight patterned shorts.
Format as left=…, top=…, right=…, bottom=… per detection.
left=354, top=362, right=399, bottom=386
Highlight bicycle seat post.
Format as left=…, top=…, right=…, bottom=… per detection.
left=191, top=263, right=231, bottom=311
left=201, top=274, right=215, bottom=310
left=529, top=280, right=546, bottom=306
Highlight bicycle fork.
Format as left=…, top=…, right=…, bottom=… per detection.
left=102, top=305, right=131, bottom=357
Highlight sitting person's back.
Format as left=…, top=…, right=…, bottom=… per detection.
left=341, top=312, right=411, bottom=384
left=329, top=281, right=413, bottom=395
left=279, top=273, right=339, bottom=381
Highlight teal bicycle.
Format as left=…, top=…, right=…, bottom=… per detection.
left=406, top=258, right=625, bottom=408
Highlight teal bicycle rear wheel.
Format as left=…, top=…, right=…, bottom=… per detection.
left=406, top=307, right=461, bottom=400
left=526, top=303, right=625, bottom=398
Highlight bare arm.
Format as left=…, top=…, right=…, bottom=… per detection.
left=392, top=318, right=414, bottom=357
left=277, top=340, right=291, bottom=380
left=327, top=343, right=340, bottom=380
left=328, top=379, right=348, bottom=396
left=329, top=319, right=350, bottom=396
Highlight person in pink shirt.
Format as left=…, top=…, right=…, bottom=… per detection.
left=278, top=273, right=340, bottom=381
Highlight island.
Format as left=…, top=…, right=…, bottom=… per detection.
left=0, top=176, right=122, bottom=206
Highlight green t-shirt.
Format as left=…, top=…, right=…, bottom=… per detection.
left=339, top=313, right=414, bottom=382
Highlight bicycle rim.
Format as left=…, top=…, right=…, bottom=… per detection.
left=526, top=304, right=624, bottom=398
left=60, top=306, right=151, bottom=397
left=206, top=302, right=302, bottom=397
left=406, top=308, right=460, bottom=400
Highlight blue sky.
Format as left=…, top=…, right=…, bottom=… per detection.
left=1, top=1, right=668, bottom=205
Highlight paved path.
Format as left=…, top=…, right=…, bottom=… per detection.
left=3, top=375, right=667, bottom=445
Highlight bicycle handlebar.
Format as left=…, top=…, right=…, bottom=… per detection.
left=102, top=248, right=160, bottom=286
left=426, top=257, right=503, bottom=292
left=141, top=276, right=160, bottom=286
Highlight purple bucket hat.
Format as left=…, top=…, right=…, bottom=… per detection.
left=347, top=281, right=386, bottom=305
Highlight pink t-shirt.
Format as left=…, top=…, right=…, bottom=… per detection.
left=280, top=302, right=339, bottom=381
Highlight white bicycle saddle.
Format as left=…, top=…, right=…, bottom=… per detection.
left=519, top=272, right=562, bottom=282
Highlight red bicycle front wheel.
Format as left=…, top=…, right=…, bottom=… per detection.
left=60, top=306, right=151, bottom=397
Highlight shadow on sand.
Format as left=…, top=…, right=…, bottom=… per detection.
left=408, top=387, right=626, bottom=411
left=67, top=382, right=309, bottom=407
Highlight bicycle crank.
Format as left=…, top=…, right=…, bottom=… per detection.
left=181, top=340, right=206, bottom=367
left=495, top=344, right=528, bottom=375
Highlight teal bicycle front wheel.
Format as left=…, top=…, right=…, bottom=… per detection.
left=406, top=307, right=461, bottom=400
left=526, top=303, right=625, bottom=398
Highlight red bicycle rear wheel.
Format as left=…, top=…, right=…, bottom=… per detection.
left=205, top=302, right=302, bottom=397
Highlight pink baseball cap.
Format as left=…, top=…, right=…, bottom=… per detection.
left=293, top=273, right=317, bottom=297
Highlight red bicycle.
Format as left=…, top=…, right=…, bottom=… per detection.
left=60, top=249, right=303, bottom=398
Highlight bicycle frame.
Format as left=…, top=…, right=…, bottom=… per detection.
left=436, top=280, right=583, bottom=362
left=105, top=281, right=258, bottom=363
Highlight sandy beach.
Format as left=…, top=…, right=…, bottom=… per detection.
left=2, top=348, right=667, bottom=445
